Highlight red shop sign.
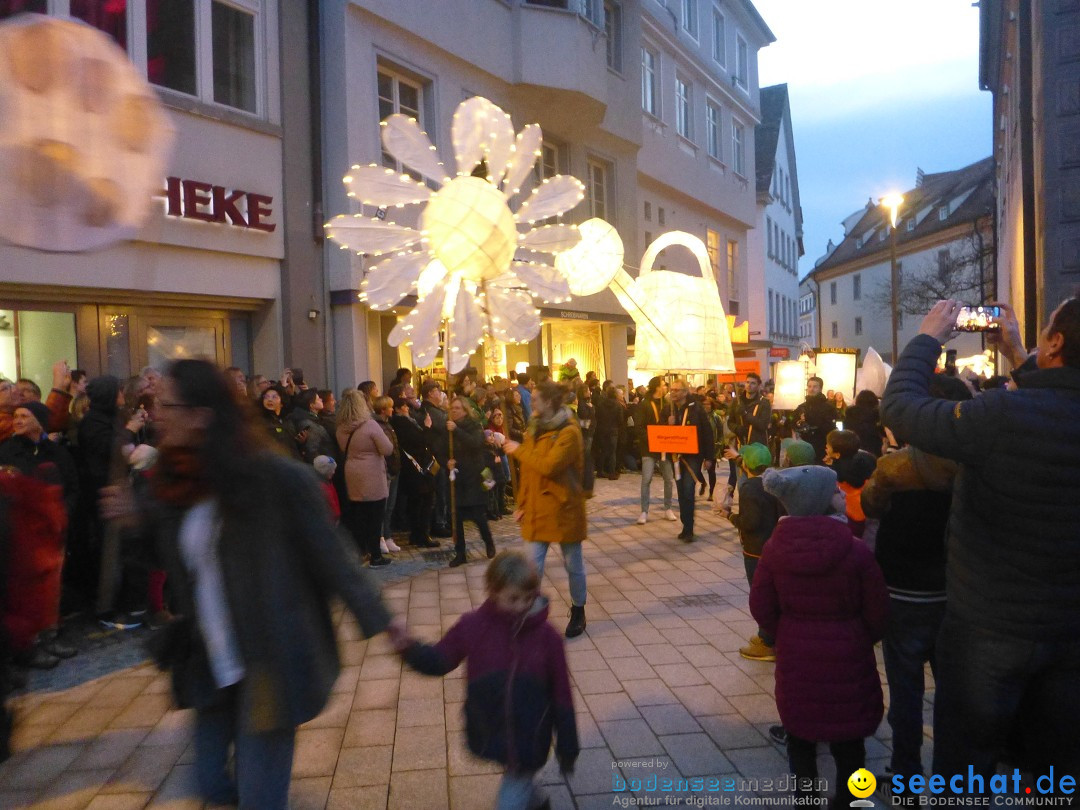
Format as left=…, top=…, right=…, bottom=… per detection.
left=161, top=177, right=276, bottom=232
left=769, top=347, right=790, bottom=358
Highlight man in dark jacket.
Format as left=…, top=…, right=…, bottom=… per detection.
left=881, top=297, right=1080, bottom=782
left=390, top=397, right=439, bottom=549
left=420, top=381, right=452, bottom=537
left=728, top=372, right=772, bottom=448
left=793, top=376, right=836, bottom=462
left=669, top=378, right=714, bottom=542
left=594, top=387, right=622, bottom=480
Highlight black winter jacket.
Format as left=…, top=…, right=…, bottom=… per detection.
left=728, top=393, right=772, bottom=447
left=882, top=334, right=1080, bottom=640
left=729, top=476, right=784, bottom=558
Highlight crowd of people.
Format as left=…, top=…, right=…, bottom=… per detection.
left=0, top=292, right=1077, bottom=807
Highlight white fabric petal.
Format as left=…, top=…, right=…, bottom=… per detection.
left=445, top=284, right=484, bottom=374
left=324, top=215, right=423, bottom=256
left=344, top=165, right=432, bottom=207
left=510, top=261, right=572, bottom=304
left=388, top=279, right=446, bottom=367
left=452, top=97, right=502, bottom=177
left=485, top=286, right=542, bottom=343
left=501, top=125, right=543, bottom=196
left=514, top=175, right=585, bottom=224
left=484, top=108, right=516, bottom=188
left=359, top=251, right=428, bottom=310
left=517, top=224, right=581, bottom=255
left=381, top=115, right=450, bottom=184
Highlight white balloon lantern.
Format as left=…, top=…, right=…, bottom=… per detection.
left=555, top=217, right=624, bottom=296
left=772, top=360, right=809, bottom=411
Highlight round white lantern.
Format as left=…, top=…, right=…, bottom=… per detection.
left=555, top=217, right=624, bottom=296
left=421, top=175, right=518, bottom=283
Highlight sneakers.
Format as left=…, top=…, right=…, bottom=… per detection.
left=99, top=611, right=145, bottom=631
left=739, top=635, right=776, bottom=662
left=565, top=605, right=586, bottom=638
left=368, top=557, right=392, bottom=568
left=379, top=537, right=390, bottom=555
left=636, top=512, right=648, bottom=525
left=664, top=509, right=678, bottom=522
left=768, top=725, right=787, bottom=745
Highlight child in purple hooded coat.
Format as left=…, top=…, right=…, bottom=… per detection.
left=749, top=465, right=889, bottom=807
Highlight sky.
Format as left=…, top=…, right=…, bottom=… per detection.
left=750, top=0, right=993, bottom=277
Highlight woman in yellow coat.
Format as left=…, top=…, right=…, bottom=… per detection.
left=504, top=380, right=589, bottom=638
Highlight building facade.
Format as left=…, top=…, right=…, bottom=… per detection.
left=319, top=0, right=774, bottom=390
left=798, top=277, right=816, bottom=347
left=808, top=157, right=995, bottom=365
left=745, top=83, right=802, bottom=379
left=980, top=0, right=1080, bottom=347
left=0, top=1, right=325, bottom=389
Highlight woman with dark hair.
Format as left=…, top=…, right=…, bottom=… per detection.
left=447, top=397, right=497, bottom=566
left=259, top=386, right=299, bottom=459
left=101, top=360, right=394, bottom=810
left=845, top=390, right=884, bottom=457
left=287, top=389, right=335, bottom=463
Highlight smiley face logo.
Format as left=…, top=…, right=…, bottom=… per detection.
left=847, top=768, right=876, bottom=799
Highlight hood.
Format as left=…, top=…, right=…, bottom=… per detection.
left=86, top=375, right=121, bottom=414
left=288, top=406, right=316, bottom=425
left=478, top=593, right=551, bottom=634
left=765, top=515, right=855, bottom=576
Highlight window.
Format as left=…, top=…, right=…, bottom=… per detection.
left=148, top=1, right=198, bottom=97
left=855, top=236, right=863, bottom=250
left=855, top=317, right=863, bottom=336
left=766, top=216, right=773, bottom=257
left=768, top=290, right=774, bottom=334
left=937, top=249, right=951, bottom=275
left=729, top=300, right=739, bottom=317
left=378, top=67, right=424, bottom=176
left=830, top=281, right=837, bottom=305
left=71, top=0, right=127, bottom=49
left=735, top=34, right=749, bottom=89
left=604, top=1, right=622, bottom=72
left=641, top=46, right=658, bottom=116
left=675, top=76, right=692, bottom=140
left=541, top=143, right=560, bottom=179
left=731, top=121, right=745, bottom=175
left=586, top=158, right=610, bottom=222
left=581, top=0, right=602, bottom=25
left=898, top=310, right=903, bottom=329
left=939, top=205, right=949, bottom=220
left=831, top=321, right=839, bottom=339
left=644, top=230, right=652, bottom=245
left=726, top=239, right=738, bottom=300
left=879, top=229, right=887, bottom=242
left=711, top=7, right=726, bottom=66
left=906, top=218, right=916, bottom=232
left=0, top=1, right=46, bottom=19
left=658, top=207, right=665, bottom=226
left=681, top=0, right=697, bottom=38
left=853, top=273, right=861, bottom=301
left=705, top=99, right=721, bottom=159
left=212, top=1, right=256, bottom=113
left=644, top=201, right=652, bottom=222
left=707, top=229, right=721, bottom=282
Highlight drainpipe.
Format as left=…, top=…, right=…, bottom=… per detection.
left=1018, top=0, right=1038, bottom=346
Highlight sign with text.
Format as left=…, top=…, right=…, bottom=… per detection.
left=647, top=425, right=699, bottom=455
left=769, top=347, right=790, bottom=358
left=160, top=177, right=276, bottom=232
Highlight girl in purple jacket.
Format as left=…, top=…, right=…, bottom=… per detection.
left=749, top=465, right=890, bottom=807
left=391, top=551, right=579, bottom=810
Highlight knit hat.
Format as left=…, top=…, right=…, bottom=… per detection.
left=762, top=465, right=838, bottom=516
left=780, top=439, right=816, bottom=468
left=313, top=455, right=337, bottom=479
left=739, top=442, right=772, bottom=473
left=20, top=400, right=52, bottom=434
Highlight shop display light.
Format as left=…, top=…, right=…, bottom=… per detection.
left=325, top=96, right=587, bottom=373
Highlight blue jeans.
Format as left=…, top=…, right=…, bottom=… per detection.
left=882, top=597, right=945, bottom=778
left=675, top=457, right=702, bottom=534
left=194, top=685, right=295, bottom=809
left=639, top=456, right=673, bottom=513
left=497, top=769, right=541, bottom=810
left=529, top=541, right=587, bottom=607
left=932, top=611, right=1080, bottom=783
left=382, top=473, right=399, bottom=538
left=742, top=556, right=773, bottom=646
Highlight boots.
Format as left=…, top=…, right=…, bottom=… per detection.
left=565, top=605, right=586, bottom=639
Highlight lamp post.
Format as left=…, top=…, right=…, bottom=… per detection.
left=880, top=194, right=904, bottom=363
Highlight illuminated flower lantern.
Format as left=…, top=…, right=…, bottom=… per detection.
left=0, top=15, right=174, bottom=251
left=325, top=96, right=586, bottom=373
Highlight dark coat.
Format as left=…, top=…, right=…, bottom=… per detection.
left=728, top=393, right=772, bottom=447
left=391, top=413, right=435, bottom=494
left=0, top=434, right=79, bottom=517
left=78, top=376, right=121, bottom=493
left=794, top=394, right=837, bottom=461
left=636, top=396, right=671, bottom=458
left=882, top=334, right=1080, bottom=640
left=261, top=409, right=300, bottom=459
left=151, top=453, right=391, bottom=732
left=595, top=395, right=622, bottom=436
left=421, top=401, right=450, bottom=464
left=729, top=476, right=784, bottom=558
left=286, top=407, right=335, bottom=463
left=403, top=597, right=579, bottom=772
left=448, top=418, right=488, bottom=508
left=672, top=397, right=714, bottom=477
left=749, top=515, right=889, bottom=742
left=844, top=403, right=883, bottom=457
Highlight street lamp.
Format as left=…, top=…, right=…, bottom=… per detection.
left=879, top=193, right=905, bottom=363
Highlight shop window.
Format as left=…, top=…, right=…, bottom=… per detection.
left=545, top=321, right=607, bottom=384
left=105, top=313, right=131, bottom=380
left=0, top=309, right=78, bottom=393
left=146, top=325, right=218, bottom=370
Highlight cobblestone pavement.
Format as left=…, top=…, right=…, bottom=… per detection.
left=0, top=473, right=929, bottom=809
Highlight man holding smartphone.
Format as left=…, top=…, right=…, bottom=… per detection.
left=882, top=296, right=1080, bottom=787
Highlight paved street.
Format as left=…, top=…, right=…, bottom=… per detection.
left=0, top=474, right=927, bottom=809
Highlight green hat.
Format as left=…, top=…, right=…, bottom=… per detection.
left=780, top=439, right=816, bottom=468
left=739, top=442, right=772, bottom=472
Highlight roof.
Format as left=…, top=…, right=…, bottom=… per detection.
left=755, top=84, right=787, bottom=196
left=810, top=156, right=995, bottom=277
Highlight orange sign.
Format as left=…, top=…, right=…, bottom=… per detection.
left=647, top=425, right=699, bottom=455
left=715, top=360, right=761, bottom=383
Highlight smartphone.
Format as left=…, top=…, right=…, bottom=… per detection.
left=955, top=305, right=1001, bottom=332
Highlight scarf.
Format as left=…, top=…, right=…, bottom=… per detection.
left=529, top=406, right=573, bottom=437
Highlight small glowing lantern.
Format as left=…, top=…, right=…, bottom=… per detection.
left=772, top=360, right=809, bottom=411
left=555, top=217, right=624, bottom=296
left=815, top=350, right=858, bottom=401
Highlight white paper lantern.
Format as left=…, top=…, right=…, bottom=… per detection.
left=815, top=351, right=858, bottom=401
left=772, top=360, right=809, bottom=411
left=555, top=217, right=624, bottom=296
left=856, top=347, right=891, bottom=398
